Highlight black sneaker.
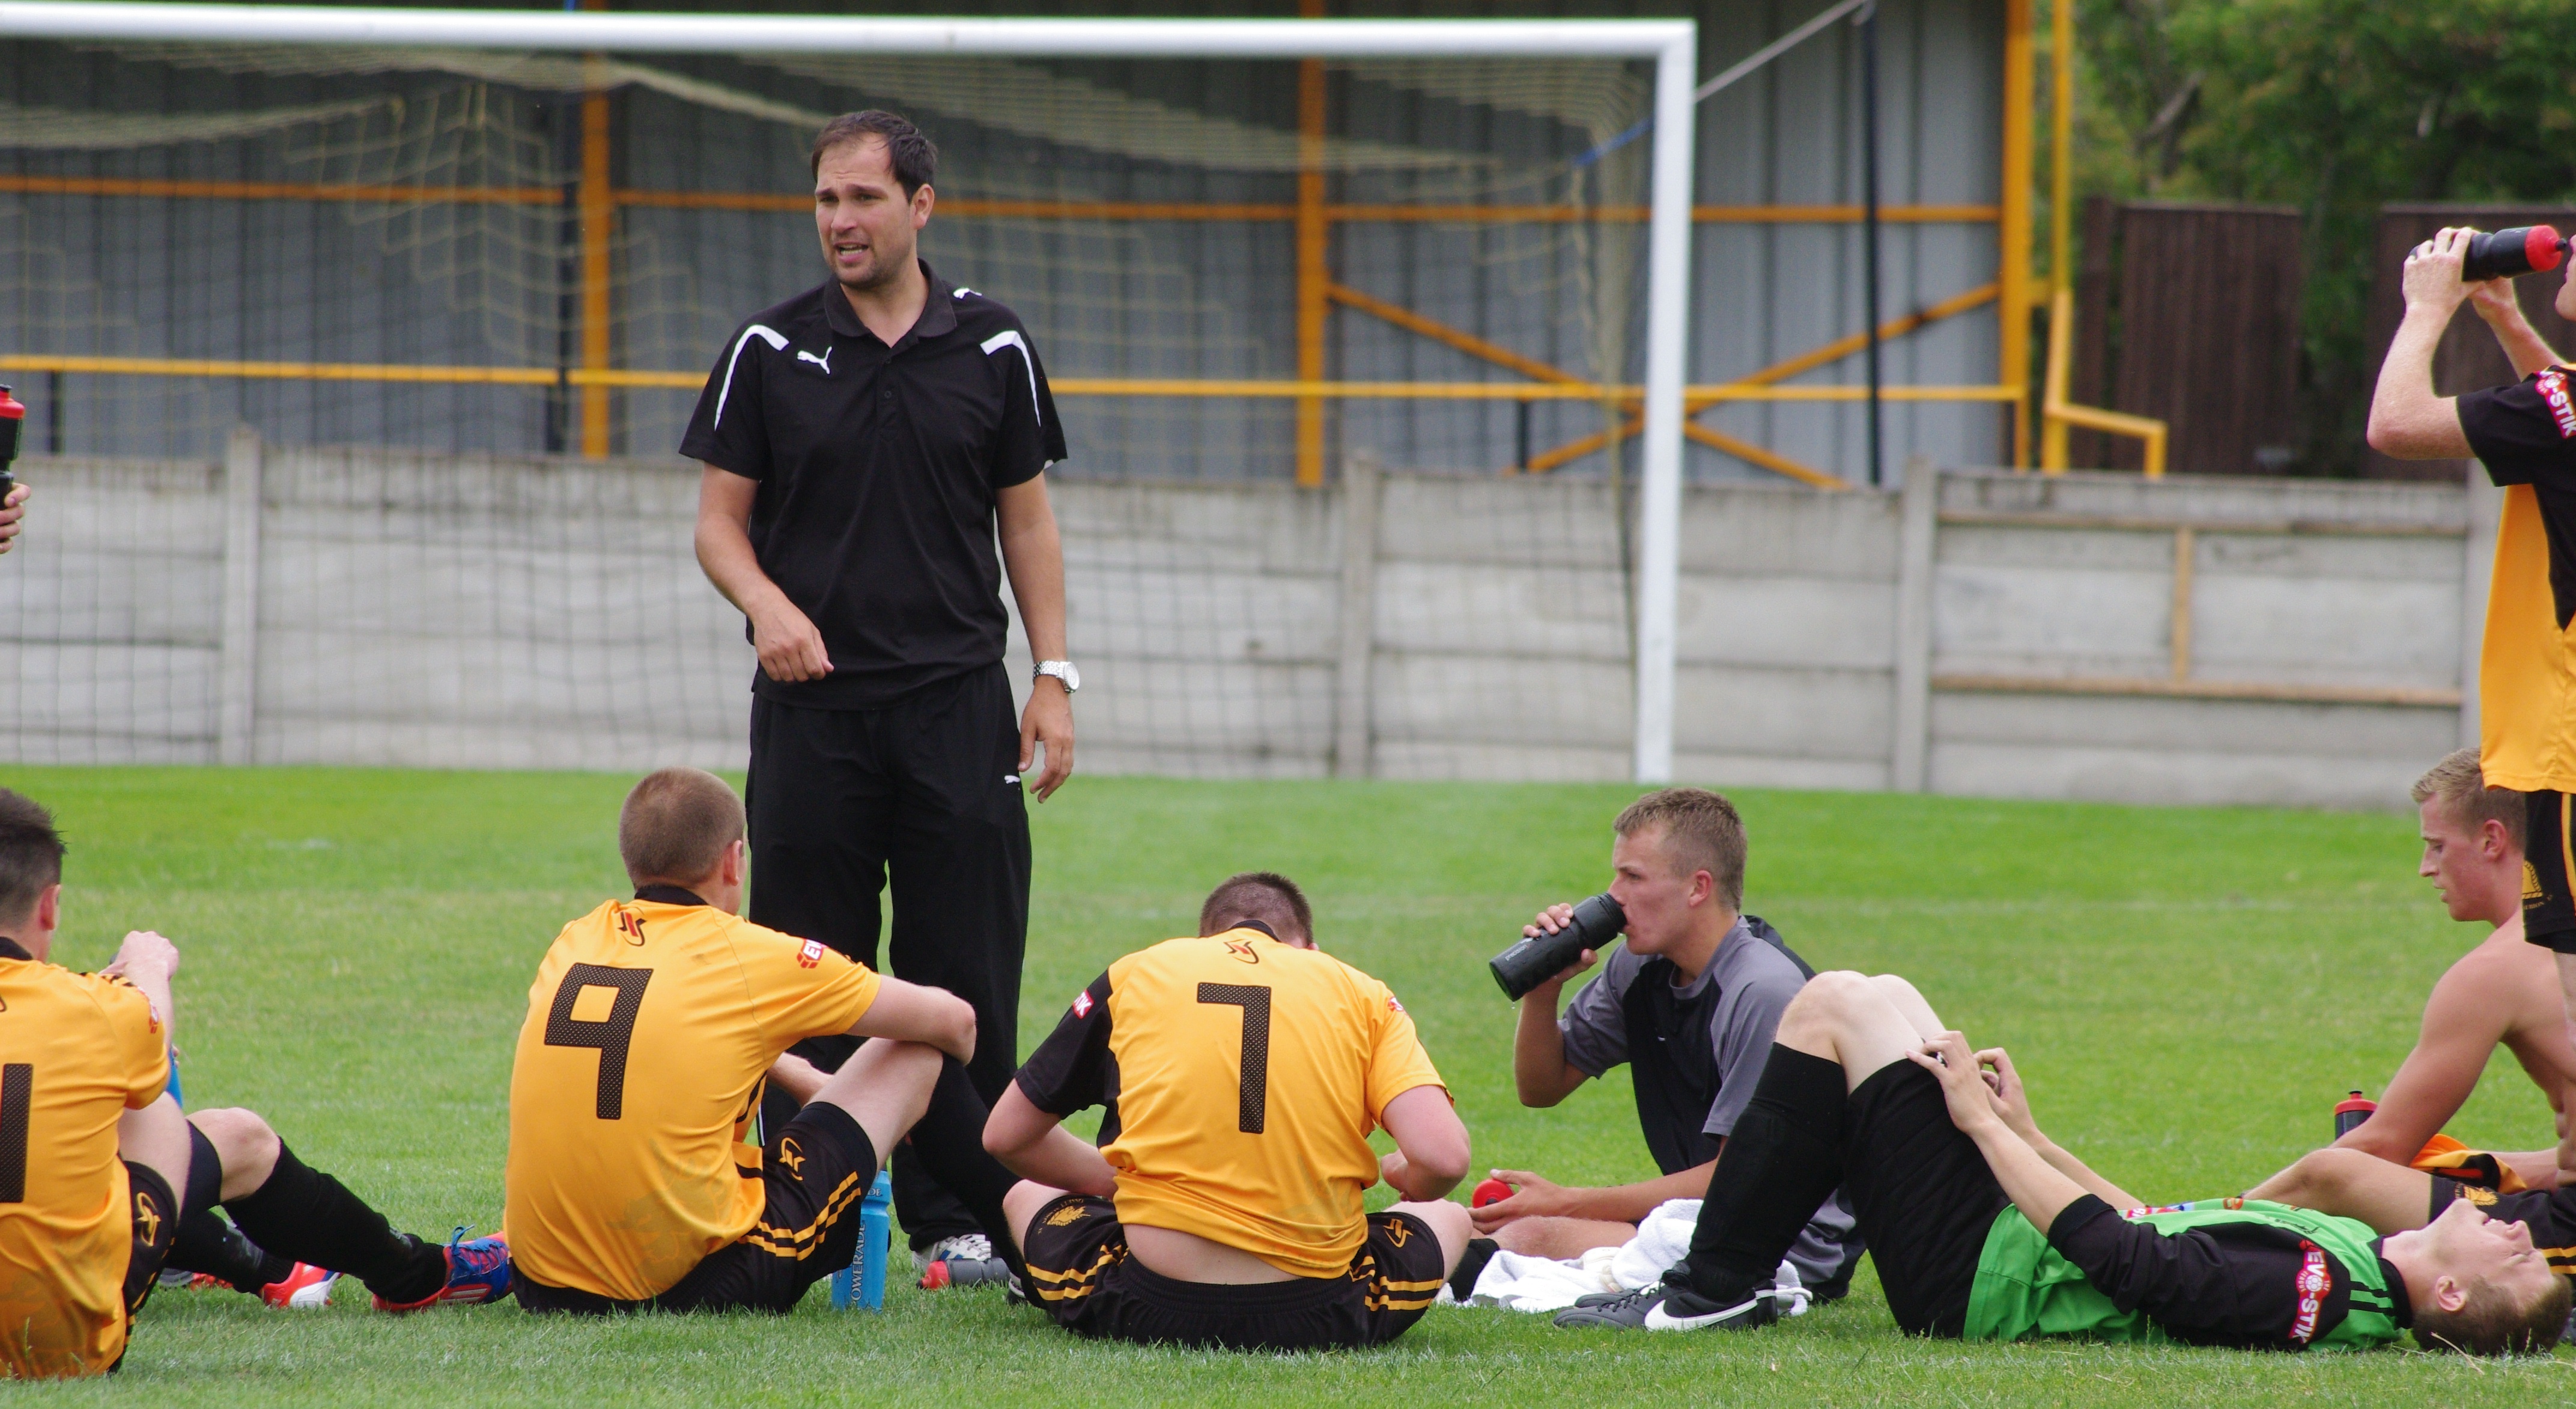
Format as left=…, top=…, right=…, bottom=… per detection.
left=1552, top=1285, right=1779, bottom=1331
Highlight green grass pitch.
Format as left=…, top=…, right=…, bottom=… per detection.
left=7, top=765, right=2572, bottom=1404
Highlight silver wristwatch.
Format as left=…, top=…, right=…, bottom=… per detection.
left=1035, top=660, right=1080, bottom=693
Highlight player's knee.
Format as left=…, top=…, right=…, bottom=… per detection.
left=1000, top=1179, right=1063, bottom=1254
left=1867, top=973, right=1927, bottom=1008
left=1390, top=1198, right=1474, bottom=1276
left=186, top=1106, right=279, bottom=1185
left=1783, top=970, right=1873, bottom=1032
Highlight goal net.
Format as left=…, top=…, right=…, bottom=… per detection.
left=0, top=10, right=1718, bottom=779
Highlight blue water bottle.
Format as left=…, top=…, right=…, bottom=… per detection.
left=829, top=1170, right=893, bottom=1310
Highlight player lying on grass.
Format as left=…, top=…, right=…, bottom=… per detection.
left=982, top=871, right=1475, bottom=1351
left=504, top=767, right=1024, bottom=1313
left=1481, top=788, right=1859, bottom=1297
left=2248, top=1147, right=2576, bottom=1285
left=2324, top=750, right=2573, bottom=1190
left=1553, top=967, right=2570, bottom=1353
left=0, top=791, right=509, bottom=1378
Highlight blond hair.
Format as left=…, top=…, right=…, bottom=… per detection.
left=2411, top=749, right=2524, bottom=853
left=1614, top=788, right=1748, bottom=908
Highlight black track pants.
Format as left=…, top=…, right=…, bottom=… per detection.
left=746, top=663, right=1031, bottom=1248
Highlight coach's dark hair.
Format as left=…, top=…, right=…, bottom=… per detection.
left=2413, top=1264, right=2569, bottom=1357
left=2413, top=748, right=2525, bottom=853
left=0, top=789, right=65, bottom=928
left=810, top=110, right=937, bottom=195
left=618, top=768, right=745, bottom=888
left=1200, top=871, right=1313, bottom=947
left=1615, top=787, right=1748, bottom=909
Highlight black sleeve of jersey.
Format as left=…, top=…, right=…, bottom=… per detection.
left=678, top=321, right=774, bottom=479
left=2048, top=1196, right=2354, bottom=1349
left=2459, top=374, right=2576, bottom=487
left=989, top=322, right=1067, bottom=490
left=1013, top=972, right=1113, bottom=1116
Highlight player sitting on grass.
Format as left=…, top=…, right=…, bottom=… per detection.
left=1555, top=967, right=2569, bottom=1354
left=505, top=767, right=1022, bottom=1313
left=0, top=791, right=509, bottom=1377
left=1478, top=788, right=1859, bottom=1297
left=983, top=871, right=1475, bottom=1351
left=2327, top=750, right=2572, bottom=1190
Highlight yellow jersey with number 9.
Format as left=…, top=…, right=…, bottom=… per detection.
left=503, top=896, right=878, bottom=1301
left=1012, top=928, right=1446, bottom=1278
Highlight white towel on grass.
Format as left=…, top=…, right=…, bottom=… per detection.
left=1465, top=1199, right=1810, bottom=1316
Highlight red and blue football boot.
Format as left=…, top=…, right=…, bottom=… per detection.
left=373, top=1228, right=512, bottom=1312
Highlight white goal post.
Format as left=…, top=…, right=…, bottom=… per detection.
left=0, top=1, right=1700, bottom=784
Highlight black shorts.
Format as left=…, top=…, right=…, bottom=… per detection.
left=2431, top=1178, right=2576, bottom=1276
left=2523, top=791, right=2576, bottom=952
left=118, top=1161, right=184, bottom=1327
left=515, top=1103, right=879, bottom=1314
left=1838, top=1062, right=2011, bottom=1337
left=1021, top=1194, right=1445, bottom=1352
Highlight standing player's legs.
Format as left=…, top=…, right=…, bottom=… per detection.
left=744, top=696, right=898, bottom=1139
left=882, top=664, right=1032, bottom=1259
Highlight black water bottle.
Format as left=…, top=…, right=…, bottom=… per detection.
left=2462, top=225, right=2567, bottom=282
left=2333, top=1090, right=2376, bottom=1139
left=1489, top=893, right=1624, bottom=1000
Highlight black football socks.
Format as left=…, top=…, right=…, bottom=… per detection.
left=221, top=1139, right=449, bottom=1305
left=1665, top=1045, right=1848, bottom=1306
left=166, top=1208, right=294, bottom=1295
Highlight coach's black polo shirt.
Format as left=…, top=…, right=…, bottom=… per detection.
left=680, top=261, right=1066, bottom=708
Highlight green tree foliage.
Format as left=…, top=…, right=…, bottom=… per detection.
left=2073, top=0, right=2576, bottom=472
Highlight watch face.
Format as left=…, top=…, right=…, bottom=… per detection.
left=1060, top=662, right=1081, bottom=692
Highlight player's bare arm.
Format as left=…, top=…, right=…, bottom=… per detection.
left=96, top=928, right=178, bottom=1038
left=2467, top=272, right=2566, bottom=378
left=982, top=1082, right=1117, bottom=1197
left=1909, top=1032, right=2091, bottom=1235
left=1376, top=1085, right=1470, bottom=1203
left=996, top=473, right=1073, bottom=800
left=1470, top=1158, right=1715, bottom=1235
left=1969, top=1044, right=2142, bottom=1210
left=1510, top=901, right=1596, bottom=1107
left=845, top=976, right=977, bottom=1065
left=2248, top=1147, right=2440, bottom=1234
left=693, top=466, right=831, bottom=683
left=2341, top=953, right=2538, bottom=1175
left=2367, top=228, right=2480, bottom=460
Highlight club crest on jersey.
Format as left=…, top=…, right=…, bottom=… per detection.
left=2540, top=369, right=2576, bottom=439
left=615, top=908, right=648, bottom=946
left=1225, top=940, right=1260, bottom=964
left=1071, top=990, right=1094, bottom=1018
left=2288, top=1243, right=2330, bottom=1344
left=796, top=940, right=824, bottom=969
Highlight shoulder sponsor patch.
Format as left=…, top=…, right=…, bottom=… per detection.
left=1387, top=994, right=1406, bottom=1014
left=2288, top=1243, right=2330, bottom=1344
left=796, top=939, right=824, bottom=969
left=2539, top=368, right=2576, bottom=439
left=1071, top=990, right=1094, bottom=1018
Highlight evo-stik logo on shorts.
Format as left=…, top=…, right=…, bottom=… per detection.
left=2539, top=369, right=2576, bottom=439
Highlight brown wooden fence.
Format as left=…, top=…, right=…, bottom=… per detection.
left=2068, top=200, right=2305, bottom=475
left=2366, top=204, right=2576, bottom=482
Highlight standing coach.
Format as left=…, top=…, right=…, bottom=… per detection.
left=681, top=109, right=1073, bottom=1279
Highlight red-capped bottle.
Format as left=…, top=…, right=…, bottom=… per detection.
left=0, top=383, right=22, bottom=502
left=2333, top=1090, right=2375, bottom=1139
